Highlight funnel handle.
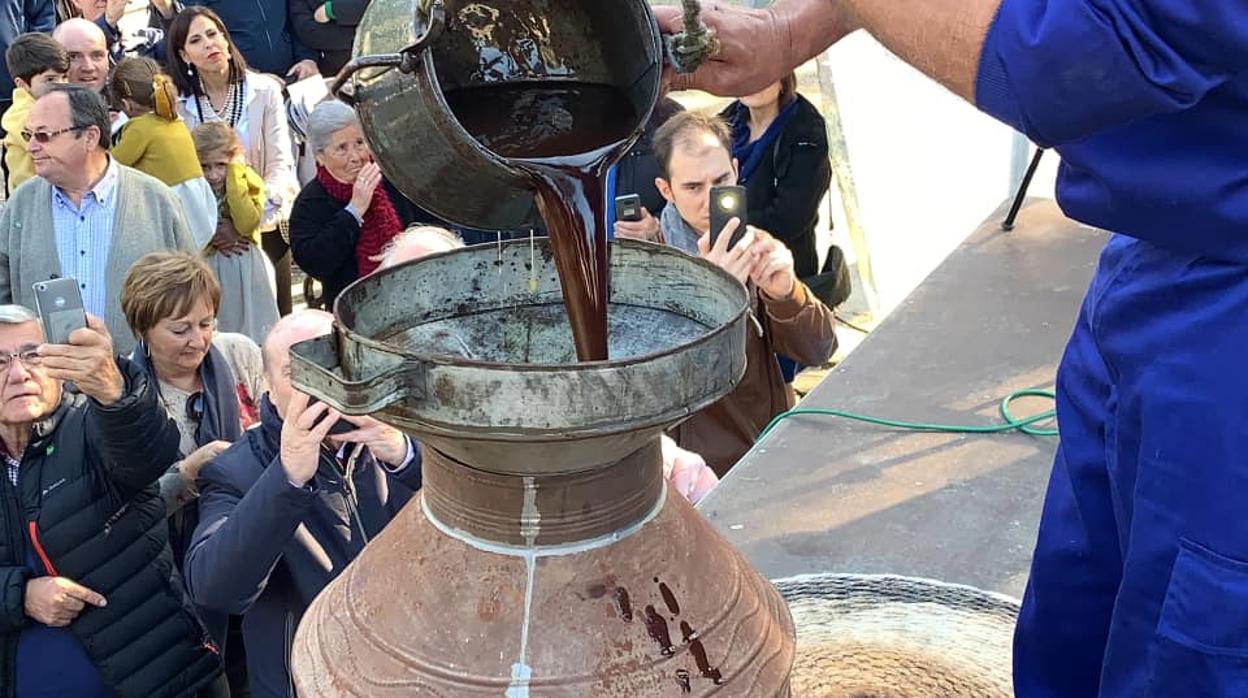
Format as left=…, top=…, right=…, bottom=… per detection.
left=330, top=0, right=446, bottom=105
left=288, top=334, right=422, bottom=415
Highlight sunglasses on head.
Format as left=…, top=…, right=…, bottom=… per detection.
left=20, top=126, right=84, bottom=144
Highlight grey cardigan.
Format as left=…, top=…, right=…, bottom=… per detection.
left=0, top=165, right=196, bottom=355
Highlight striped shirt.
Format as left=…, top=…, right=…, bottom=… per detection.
left=52, top=157, right=120, bottom=318
left=2, top=440, right=18, bottom=486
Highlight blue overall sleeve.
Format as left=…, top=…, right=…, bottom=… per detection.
left=976, top=0, right=1248, bottom=146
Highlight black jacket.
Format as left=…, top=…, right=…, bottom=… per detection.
left=289, top=0, right=367, bottom=76
left=185, top=396, right=422, bottom=698
left=721, top=95, right=832, bottom=279
left=0, top=359, right=222, bottom=698
left=289, top=176, right=437, bottom=308
left=615, top=97, right=684, bottom=218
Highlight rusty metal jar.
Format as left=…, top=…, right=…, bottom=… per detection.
left=337, top=0, right=663, bottom=231
left=288, top=239, right=796, bottom=695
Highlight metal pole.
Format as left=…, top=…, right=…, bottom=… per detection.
left=1001, top=148, right=1045, bottom=231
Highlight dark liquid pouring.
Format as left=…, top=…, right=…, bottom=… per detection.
left=445, top=83, right=638, bottom=361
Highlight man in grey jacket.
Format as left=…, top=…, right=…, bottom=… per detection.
left=0, top=84, right=195, bottom=355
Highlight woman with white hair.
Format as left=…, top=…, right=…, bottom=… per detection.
left=288, top=99, right=439, bottom=307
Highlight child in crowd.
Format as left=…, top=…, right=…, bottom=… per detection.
left=192, top=121, right=280, bottom=342
left=110, top=56, right=218, bottom=247
left=2, top=33, right=68, bottom=194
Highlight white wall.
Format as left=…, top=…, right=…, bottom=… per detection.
left=821, top=32, right=1057, bottom=315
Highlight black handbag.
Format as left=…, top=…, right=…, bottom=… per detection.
left=802, top=243, right=852, bottom=309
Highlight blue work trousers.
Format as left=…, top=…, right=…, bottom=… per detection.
left=1015, top=234, right=1248, bottom=696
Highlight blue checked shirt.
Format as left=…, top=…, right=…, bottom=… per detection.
left=51, top=157, right=120, bottom=318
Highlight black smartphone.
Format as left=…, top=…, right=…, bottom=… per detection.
left=614, top=193, right=643, bottom=223
left=307, top=396, right=356, bottom=436
left=708, top=185, right=748, bottom=250
left=32, top=278, right=87, bottom=345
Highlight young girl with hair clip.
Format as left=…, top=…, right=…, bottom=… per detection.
left=191, top=121, right=280, bottom=343
left=110, top=56, right=219, bottom=249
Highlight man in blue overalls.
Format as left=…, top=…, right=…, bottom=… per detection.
left=659, top=1, right=1248, bottom=695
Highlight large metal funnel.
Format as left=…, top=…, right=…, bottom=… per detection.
left=289, top=239, right=749, bottom=472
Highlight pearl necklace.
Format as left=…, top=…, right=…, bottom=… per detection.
left=198, top=75, right=244, bottom=128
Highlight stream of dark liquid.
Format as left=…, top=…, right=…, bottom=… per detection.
left=444, top=82, right=637, bottom=361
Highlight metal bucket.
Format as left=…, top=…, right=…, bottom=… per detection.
left=339, top=0, right=663, bottom=231
left=288, top=239, right=797, bottom=695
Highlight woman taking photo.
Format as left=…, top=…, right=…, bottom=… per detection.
left=168, top=6, right=300, bottom=316
left=121, top=251, right=265, bottom=697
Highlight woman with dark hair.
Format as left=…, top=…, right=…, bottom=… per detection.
left=721, top=72, right=833, bottom=387
left=168, top=5, right=300, bottom=315
left=719, top=72, right=831, bottom=280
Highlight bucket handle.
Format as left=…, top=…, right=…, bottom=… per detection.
left=330, top=0, right=447, bottom=105
left=288, top=334, right=423, bottom=415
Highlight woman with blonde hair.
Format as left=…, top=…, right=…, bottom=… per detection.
left=110, top=55, right=218, bottom=247
left=121, top=250, right=265, bottom=698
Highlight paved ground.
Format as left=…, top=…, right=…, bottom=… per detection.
left=697, top=199, right=1107, bottom=598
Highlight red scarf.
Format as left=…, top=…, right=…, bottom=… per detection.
left=316, top=165, right=402, bottom=277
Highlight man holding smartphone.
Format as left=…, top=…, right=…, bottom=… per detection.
left=0, top=85, right=196, bottom=356
left=637, top=110, right=837, bottom=475
left=184, top=310, right=422, bottom=697
left=0, top=306, right=222, bottom=697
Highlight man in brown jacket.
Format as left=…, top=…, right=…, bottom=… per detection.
left=640, top=110, right=838, bottom=475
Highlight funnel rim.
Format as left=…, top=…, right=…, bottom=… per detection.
left=331, top=238, right=752, bottom=373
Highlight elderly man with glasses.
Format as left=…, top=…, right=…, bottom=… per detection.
left=0, top=84, right=195, bottom=356
left=0, top=304, right=222, bottom=697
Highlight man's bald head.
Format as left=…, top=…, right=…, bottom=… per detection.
left=53, top=19, right=108, bottom=93
left=263, top=310, right=336, bottom=418
left=378, top=226, right=465, bottom=271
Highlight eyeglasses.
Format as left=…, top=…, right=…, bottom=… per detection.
left=0, top=350, right=42, bottom=372
left=20, top=126, right=83, bottom=144
left=186, top=392, right=205, bottom=422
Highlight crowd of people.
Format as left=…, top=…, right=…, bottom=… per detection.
left=0, top=0, right=1229, bottom=695
left=0, top=2, right=846, bottom=697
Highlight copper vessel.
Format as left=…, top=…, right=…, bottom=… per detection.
left=288, top=240, right=796, bottom=695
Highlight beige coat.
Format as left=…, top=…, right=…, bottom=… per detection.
left=178, top=72, right=299, bottom=231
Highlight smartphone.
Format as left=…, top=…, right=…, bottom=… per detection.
left=614, top=194, right=643, bottom=223
left=307, top=396, right=357, bottom=436
left=708, top=185, right=748, bottom=250
left=32, top=278, right=87, bottom=345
